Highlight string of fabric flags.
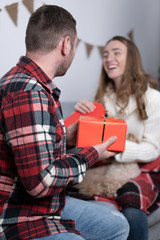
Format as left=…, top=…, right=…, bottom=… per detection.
left=0, top=0, right=34, bottom=25
left=0, top=0, right=134, bottom=58
left=78, top=29, right=134, bottom=58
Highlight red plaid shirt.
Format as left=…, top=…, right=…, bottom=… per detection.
left=0, top=56, right=98, bottom=240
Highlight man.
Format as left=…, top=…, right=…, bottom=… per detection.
left=0, top=5, right=129, bottom=240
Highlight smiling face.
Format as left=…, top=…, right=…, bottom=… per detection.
left=103, top=40, right=127, bottom=89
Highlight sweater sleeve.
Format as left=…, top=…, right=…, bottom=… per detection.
left=115, top=89, right=160, bottom=163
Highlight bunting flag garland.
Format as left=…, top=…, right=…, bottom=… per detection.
left=85, top=44, right=105, bottom=58
left=78, top=38, right=104, bottom=58
left=98, top=46, right=105, bottom=57
left=85, top=42, right=94, bottom=57
left=1, top=1, right=104, bottom=58
left=3, top=1, right=34, bottom=26
left=22, top=0, right=34, bottom=14
left=76, top=38, right=81, bottom=48
left=127, top=29, right=134, bottom=42
left=1, top=1, right=134, bottom=59
left=0, top=1, right=159, bottom=84
left=5, top=3, right=18, bottom=26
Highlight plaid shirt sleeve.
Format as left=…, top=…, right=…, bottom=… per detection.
left=2, top=88, right=98, bottom=198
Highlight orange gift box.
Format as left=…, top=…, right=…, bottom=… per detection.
left=76, top=116, right=127, bottom=151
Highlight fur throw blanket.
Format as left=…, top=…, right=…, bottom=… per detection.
left=74, top=159, right=141, bottom=197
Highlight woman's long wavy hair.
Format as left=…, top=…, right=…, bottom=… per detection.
left=95, top=36, right=158, bottom=120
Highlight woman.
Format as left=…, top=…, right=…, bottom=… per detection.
left=73, top=36, right=160, bottom=240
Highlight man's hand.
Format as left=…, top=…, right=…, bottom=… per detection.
left=66, top=122, right=78, bottom=146
left=93, top=136, right=118, bottom=161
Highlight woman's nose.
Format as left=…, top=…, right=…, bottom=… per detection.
left=107, top=53, right=113, bottom=62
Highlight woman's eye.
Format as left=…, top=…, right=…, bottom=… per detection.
left=114, top=51, right=121, bottom=55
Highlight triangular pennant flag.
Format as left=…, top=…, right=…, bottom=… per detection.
left=127, top=29, right=134, bottom=42
left=77, top=38, right=81, bottom=47
left=85, top=42, right=94, bottom=57
left=22, top=0, right=34, bottom=14
left=98, top=46, right=104, bottom=58
left=5, top=3, right=18, bottom=26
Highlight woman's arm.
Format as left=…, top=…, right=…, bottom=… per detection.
left=115, top=89, right=160, bottom=163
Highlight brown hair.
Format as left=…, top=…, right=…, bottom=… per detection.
left=25, top=5, right=77, bottom=53
left=95, top=36, right=158, bottom=120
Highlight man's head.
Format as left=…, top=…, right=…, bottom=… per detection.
left=25, top=5, right=77, bottom=54
left=25, top=5, right=77, bottom=78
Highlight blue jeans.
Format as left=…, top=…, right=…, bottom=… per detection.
left=33, top=196, right=129, bottom=240
left=63, top=196, right=129, bottom=239
left=33, top=232, right=84, bottom=240
left=91, top=201, right=148, bottom=240
left=122, top=207, right=148, bottom=240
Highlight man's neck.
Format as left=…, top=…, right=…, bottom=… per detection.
left=26, top=50, right=59, bottom=80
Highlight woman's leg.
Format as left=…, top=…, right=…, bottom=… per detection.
left=61, top=196, right=129, bottom=240
left=121, top=207, right=148, bottom=240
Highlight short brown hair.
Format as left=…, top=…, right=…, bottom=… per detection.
left=25, top=5, right=77, bottom=53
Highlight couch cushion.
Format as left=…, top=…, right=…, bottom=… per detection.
left=148, top=207, right=160, bottom=227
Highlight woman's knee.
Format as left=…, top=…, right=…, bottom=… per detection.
left=121, top=207, right=148, bottom=240
left=122, top=207, right=148, bottom=224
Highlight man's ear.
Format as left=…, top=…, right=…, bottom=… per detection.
left=62, top=36, right=71, bottom=56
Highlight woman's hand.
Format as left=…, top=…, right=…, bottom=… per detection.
left=74, top=100, right=95, bottom=114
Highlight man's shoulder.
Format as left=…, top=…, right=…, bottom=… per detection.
left=0, top=66, right=43, bottom=94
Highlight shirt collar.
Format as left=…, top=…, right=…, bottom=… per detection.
left=17, top=56, right=61, bottom=97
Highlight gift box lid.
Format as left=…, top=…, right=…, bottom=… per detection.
left=64, top=103, right=105, bottom=127
left=78, top=116, right=125, bottom=123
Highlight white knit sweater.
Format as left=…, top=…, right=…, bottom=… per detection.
left=103, top=87, right=160, bottom=163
